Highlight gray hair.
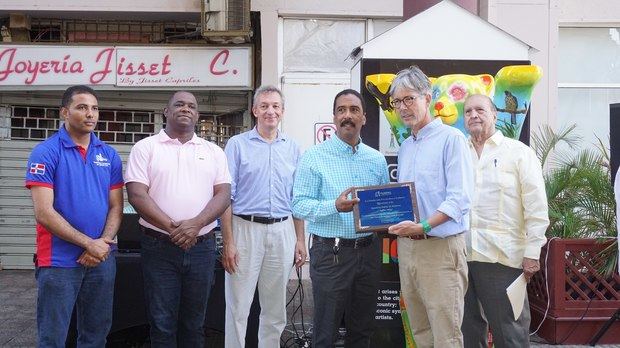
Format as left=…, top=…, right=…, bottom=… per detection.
left=464, top=94, right=498, bottom=113
left=388, top=66, right=432, bottom=97
left=253, top=85, right=285, bottom=107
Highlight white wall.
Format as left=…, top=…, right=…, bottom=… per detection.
left=556, top=1, right=620, bottom=148
left=252, top=0, right=402, bottom=87
left=483, top=0, right=620, bottom=144
left=281, top=74, right=350, bottom=151
left=483, top=0, right=557, bottom=134
left=251, top=0, right=403, bottom=155
left=558, top=0, right=620, bottom=25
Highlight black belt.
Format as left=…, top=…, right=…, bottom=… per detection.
left=312, top=234, right=374, bottom=249
left=235, top=214, right=289, bottom=225
left=141, top=226, right=213, bottom=243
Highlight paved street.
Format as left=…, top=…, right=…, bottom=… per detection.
left=0, top=270, right=37, bottom=347
left=1, top=269, right=618, bottom=347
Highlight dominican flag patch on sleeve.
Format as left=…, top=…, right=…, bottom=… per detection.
left=29, top=163, right=46, bottom=175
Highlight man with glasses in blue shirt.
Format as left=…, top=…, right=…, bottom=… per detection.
left=222, top=85, right=306, bottom=348
left=293, top=89, right=389, bottom=347
left=387, top=66, right=473, bottom=348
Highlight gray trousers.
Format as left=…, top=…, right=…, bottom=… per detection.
left=462, top=261, right=531, bottom=348
left=309, top=235, right=381, bottom=348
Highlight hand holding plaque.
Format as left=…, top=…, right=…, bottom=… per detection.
left=352, top=182, right=420, bottom=232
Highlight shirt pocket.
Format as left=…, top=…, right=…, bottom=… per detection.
left=489, top=165, right=515, bottom=229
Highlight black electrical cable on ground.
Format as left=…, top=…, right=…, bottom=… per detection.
left=557, top=296, right=594, bottom=344
left=282, top=278, right=303, bottom=347
left=281, top=233, right=313, bottom=347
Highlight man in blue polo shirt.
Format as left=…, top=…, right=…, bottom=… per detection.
left=25, top=85, right=124, bottom=347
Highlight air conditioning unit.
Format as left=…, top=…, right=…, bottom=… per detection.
left=201, top=0, right=252, bottom=43
left=7, top=13, right=31, bottom=42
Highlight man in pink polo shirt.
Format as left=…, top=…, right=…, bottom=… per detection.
left=125, top=91, right=231, bottom=347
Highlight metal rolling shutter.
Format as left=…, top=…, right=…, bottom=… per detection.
left=0, top=140, right=37, bottom=269
left=0, top=141, right=133, bottom=269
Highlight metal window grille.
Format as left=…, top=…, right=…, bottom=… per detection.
left=10, top=105, right=155, bottom=144
left=9, top=105, right=246, bottom=147
left=29, top=18, right=201, bottom=43
left=196, top=116, right=246, bottom=147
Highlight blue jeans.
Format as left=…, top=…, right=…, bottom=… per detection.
left=141, top=234, right=216, bottom=348
left=36, top=255, right=116, bottom=348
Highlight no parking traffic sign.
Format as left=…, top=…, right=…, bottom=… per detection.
left=315, top=123, right=336, bottom=144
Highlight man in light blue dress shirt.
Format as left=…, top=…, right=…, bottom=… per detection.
left=222, top=85, right=306, bottom=348
left=387, top=66, right=473, bottom=348
left=293, top=89, right=390, bottom=347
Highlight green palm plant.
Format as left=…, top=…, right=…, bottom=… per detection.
left=495, top=119, right=520, bottom=139
left=531, top=124, right=618, bottom=275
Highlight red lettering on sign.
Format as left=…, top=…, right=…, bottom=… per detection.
left=0, top=46, right=241, bottom=86
left=209, top=49, right=230, bottom=75
left=149, top=63, right=159, bottom=76
left=0, top=48, right=87, bottom=85
left=69, top=61, right=84, bottom=74
left=39, top=61, right=50, bottom=73
left=90, top=48, right=115, bottom=84
left=161, top=55, right=171, bottom=75
left=0, top=48, right=17, bottom=82
left=125, top=62, right=137, bottom=75
left=116, top=54, right=172, bottom=77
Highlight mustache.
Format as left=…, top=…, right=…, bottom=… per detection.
left=340, top=119, right=355, bottom=127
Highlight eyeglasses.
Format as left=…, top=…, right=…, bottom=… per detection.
left=389, top=95, right=420, bottom=108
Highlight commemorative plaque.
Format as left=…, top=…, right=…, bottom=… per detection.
left=352, top=182, right=419, bottom=233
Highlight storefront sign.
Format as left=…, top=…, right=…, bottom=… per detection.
left=0, top=45, right=252, bottom=89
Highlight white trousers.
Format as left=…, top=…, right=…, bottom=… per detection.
left=224, top=215, right=296, bottom=348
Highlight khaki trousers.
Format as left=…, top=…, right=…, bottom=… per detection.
left=397, top=233, right=468, bottom=348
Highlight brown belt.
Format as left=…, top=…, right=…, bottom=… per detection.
left=409, top=234, right=438, bottom=240
left=408, top=232, right=465, bottom=240
left=141, top=226, right=213, bottom=243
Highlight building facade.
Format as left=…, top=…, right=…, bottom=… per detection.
left=0, top=0, right=618, bottom=269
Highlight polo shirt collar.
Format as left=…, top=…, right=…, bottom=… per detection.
left=157, top=129, right=202, bottom=144
left=248, top=126, right=287, bottom=142
left=332, top=133, right=361, bottom=153
left=412, top=118, right=441, bottom=141
left=58, top=125, right=102, bottom=148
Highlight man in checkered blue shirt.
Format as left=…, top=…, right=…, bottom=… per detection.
left=293, top=89, right=389, bottom=347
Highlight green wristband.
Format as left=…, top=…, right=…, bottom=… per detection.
left=421, top=220, right=432, bottom=234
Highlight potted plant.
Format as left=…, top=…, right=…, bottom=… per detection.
left=526, top=124, right=620, bottom=345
